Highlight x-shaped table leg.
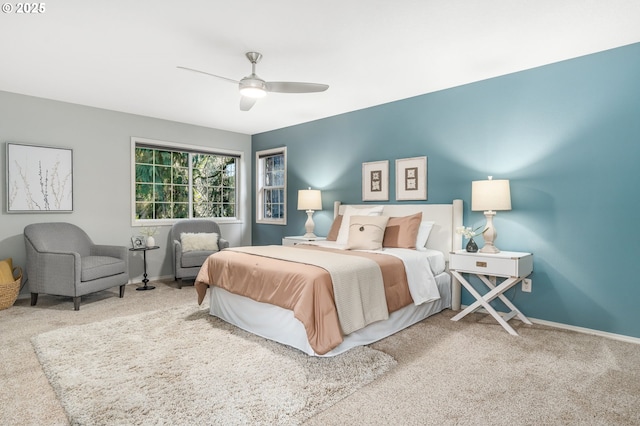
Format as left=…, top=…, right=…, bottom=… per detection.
left=450, top=270, right=532, bottom=335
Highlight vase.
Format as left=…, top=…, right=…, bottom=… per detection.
left=465, top=238, right=478, bottom=253
left=146, top=236, right=155, bottom=247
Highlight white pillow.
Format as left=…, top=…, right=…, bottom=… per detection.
left=346, top=216, right=389, bottom=250
left=180, top=232, right=219, bottom=252
left=336, top=205, right=384, bottom=245
left=415, top=221, right=435, bottom=251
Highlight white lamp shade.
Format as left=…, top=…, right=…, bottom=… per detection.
left=471, top=179, right=511, bottom=211
left=297, top=189, right=322, bottom=210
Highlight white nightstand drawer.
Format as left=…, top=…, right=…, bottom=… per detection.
left=449, top=250, right=533, bottom=278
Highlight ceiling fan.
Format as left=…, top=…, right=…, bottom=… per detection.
left=178, top=52, right=329, bottom=111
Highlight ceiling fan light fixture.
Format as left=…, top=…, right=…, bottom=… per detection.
left=239, top=78, right=267, bottom=98
left=239, top=87, right=266, bottom=98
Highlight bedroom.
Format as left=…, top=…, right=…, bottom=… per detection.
left=1, top=1, right=640, bottom=424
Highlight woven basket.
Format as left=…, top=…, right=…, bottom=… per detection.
left=0, top=267, right=22, bottom=310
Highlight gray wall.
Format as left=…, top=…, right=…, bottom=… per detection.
left=0, top=91, right=252, bottom=289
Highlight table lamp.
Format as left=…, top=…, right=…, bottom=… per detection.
left=297, top=188, right=322, bottom=238
left=471, top=176, right=511, bottom=253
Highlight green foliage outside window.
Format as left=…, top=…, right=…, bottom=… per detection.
left=135, top=146, right=237, bottom=220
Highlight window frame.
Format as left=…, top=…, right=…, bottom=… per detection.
left=255, top=146, right=287, bottom=225
left=131, top=137, right=243, bottom=227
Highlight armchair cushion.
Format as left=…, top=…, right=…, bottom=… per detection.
left=82, top=256, right=127, bottom=282
left=181, top=251, right=214, bottom=268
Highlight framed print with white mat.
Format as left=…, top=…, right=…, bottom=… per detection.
left=396, top=156, right=427, bottom=201
left=362, top=160, right=388, bottom=201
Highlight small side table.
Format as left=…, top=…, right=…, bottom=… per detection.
left=449, top=250, right=533, bottom=335
left=282, top=236, right=327, bottom=246
left=129, top=246, right=159, bottom=291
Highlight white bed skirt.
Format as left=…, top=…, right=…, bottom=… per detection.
left=209, top=272, right=451, bottom=357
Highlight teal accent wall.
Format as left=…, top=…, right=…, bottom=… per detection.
left=252, top=42, right=640, bottom=338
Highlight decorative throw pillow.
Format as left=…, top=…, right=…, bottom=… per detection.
left=336, top=205, right=384, bottom=245
left=326, top=215, right=343, bottom=241
left=415, top=221, right=435, bottom=251
left=0, top=258, right=14, bottom=284
left=382, top=212, right=423, bottom=249
left=180, top=232, right=219, bottom=252
left=346, top=215, right=390, bottom=250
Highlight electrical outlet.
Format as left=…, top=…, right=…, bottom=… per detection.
left=522, top=278, right=532, bottom=293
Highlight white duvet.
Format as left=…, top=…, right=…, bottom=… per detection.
left=300, top=240, right=443, bottom=305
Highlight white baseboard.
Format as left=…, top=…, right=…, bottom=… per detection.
left=527, top=317, right=640, bottom=345
left=460, top=305, right=640, bottom=345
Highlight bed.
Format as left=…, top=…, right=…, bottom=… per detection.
left=195, top=200, right=463, bottom=357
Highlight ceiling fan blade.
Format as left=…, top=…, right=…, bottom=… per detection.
left=176, top=66, right=239, bottom=84
left=240, top=96, right=257, bottom=111
left=265, top=82, right=329, bottom=94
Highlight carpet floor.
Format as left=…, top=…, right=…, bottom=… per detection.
left=2, top=280, right=640, bottom=425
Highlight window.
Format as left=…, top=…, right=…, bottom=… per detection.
left=132, top=138, right=241, bottom=224
left=256, top=147, right=287, bottom=224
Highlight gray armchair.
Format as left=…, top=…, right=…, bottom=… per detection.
left=171, top=219, right=229, bottom=288
left=24, top=222, right=129, bottom=311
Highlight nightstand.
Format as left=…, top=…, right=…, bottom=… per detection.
left=449, top=250, right=533, bottom=336
left=282, top=236, right=326, bottom=246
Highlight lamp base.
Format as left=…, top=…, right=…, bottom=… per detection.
left=479, top=243, right=500, bottom=254
left=480, top=210, right=501, bottom=254
left=303, top=210, right=316, bottom=239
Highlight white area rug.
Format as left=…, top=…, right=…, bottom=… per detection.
left=32, top=305, right=396, bottom=425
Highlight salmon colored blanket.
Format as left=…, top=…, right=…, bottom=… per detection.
left=195, top=245, right=412, bottom=355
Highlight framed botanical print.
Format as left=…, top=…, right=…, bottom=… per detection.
left=396, top=156, right=427, bottom=201
left=6, top=143, right=74, bottom=212
left=362, top=160, right=389, bottom=201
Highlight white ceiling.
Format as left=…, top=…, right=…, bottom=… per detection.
left=2, top=0, right=640, bottom=135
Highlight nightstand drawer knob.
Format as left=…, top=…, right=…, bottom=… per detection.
left=476, top=261, right=487, bottom=267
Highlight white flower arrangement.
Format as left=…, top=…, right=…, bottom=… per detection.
left=140, top=226, right=158, bottom=237
left=455, top=225, right=486, bottom=240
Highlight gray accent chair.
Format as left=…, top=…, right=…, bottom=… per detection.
left=24, top=222, right=129, bottom=311
left=171, top=219, right=229, bottom=288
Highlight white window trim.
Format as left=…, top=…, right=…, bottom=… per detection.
left=256, top=146, right=287, bottom=225
left=131, top=136, right=244, bottom=227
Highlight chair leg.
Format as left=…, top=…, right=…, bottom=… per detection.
left=30, top=293, right=38, bottom=306
left=73, top=296, right=80, bottom=311
left=176, top=277, right=182, bottom=289
left=119, top=285, right=125, bottom=298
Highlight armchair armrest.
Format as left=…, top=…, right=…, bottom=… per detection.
left=173, top=239, right=184, bottom=261
left=218, top=238, right=230, bottom=250
left=34, top=251, right=82, bottom=294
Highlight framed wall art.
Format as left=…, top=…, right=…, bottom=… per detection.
left=362, top=160, right=389, bottom=201
left=6, top=143, right=73, bottom=213
left=396, top=156, right=427, bottom=201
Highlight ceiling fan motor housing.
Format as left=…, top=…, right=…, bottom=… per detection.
left=239, top=76, right=267, bottom=98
